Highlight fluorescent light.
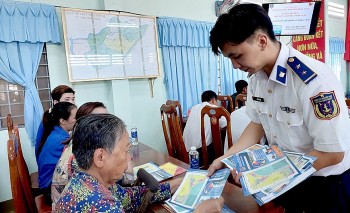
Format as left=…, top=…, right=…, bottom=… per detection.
left=328, top=1, right=344, bottom=20
left=328, top=2, right=344, bottom=9
left=329, top=11, right=344, bottom=18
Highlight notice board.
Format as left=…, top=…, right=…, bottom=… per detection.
left=62, top=8, right=160, bottom=82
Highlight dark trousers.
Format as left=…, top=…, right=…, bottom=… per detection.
left=197, top=143, right=215, bottom=167
left=40, top=186, right=52, bottom=205
left=274, top=168, right=350, bottom=213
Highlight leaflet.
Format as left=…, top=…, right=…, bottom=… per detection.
left=220, top=145, right=316, bottom=201
left=165, top=200, right=236, bottom=213
left=221, top=145, right=284, bottom=172
left=253, top=166, right=316, bottom=205
left=241, top=157, right=300, bottom=195
left=171, top=170, right=208, bottom=209
left=167, top=168, right=231, bottom=212
left=253, top=153, right=317, bottom=205
left=133, top=162, right=186, bottom=182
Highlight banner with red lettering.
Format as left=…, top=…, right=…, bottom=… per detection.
left=292, top=0, right=325, bottom=62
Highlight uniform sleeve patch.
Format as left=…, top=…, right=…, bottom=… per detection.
left=310, top=91, right=340, bottom=120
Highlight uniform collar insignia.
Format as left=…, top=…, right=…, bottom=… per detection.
left=275, top=65, right=287, bottom=85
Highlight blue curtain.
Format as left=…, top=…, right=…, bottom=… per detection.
left=219, top=55, right=248, bottom=95
left=0, top=1, right=61, bottom=145
left=158, top=17, right=245, bottom=115
left=158, top=17, right=217, bottom=115
left=329, top=37, right=345, bottom=81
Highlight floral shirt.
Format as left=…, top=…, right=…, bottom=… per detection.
left=51, top=142, right=78, bottom=205
left=54, top=171, right=171, bottom=213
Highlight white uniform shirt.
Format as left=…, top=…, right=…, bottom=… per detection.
left=224, top=106, right=266, bottom=153
left=183, top=102, right=227, bottom=151
left=246, top=43, right=350, bottom=176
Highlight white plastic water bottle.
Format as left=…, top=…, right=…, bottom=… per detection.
left=130, top=124, right=138, bottom=146
left=189, top=146, right=199, bottom=169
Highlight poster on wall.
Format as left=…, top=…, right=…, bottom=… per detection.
left=292, top=0, right=325, bottom=62
left=61, top=8, right=160, bottom=82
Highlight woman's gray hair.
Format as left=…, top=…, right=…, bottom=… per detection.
left=72, top=113, right=126, bottom=170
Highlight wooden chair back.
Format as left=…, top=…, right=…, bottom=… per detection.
left=7, top=126, right=51, bottom=213
left=166, top=100, right=185, bottom=133
left=7, top=114, right=14, bottom=138
left=200, top=106, right=233, bottom=169
left=217, top=95, right=234, bottom=113
left=235, top=94, right=247, bottom=109
left=7, top=136, right=37, bottom=213
left=160, top=104, right=189, bottom=164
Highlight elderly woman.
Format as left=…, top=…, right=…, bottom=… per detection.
left=55, top=114, right=224, bottom=212
left=54, top=114, right=179, bottom=212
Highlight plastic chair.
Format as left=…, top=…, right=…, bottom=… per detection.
left=200, top=106, right=232, bottom=169
left=166, top=100, right=185, bottom=133
left=217, top=95, right=234, bottom=113
left=160, top=104, right=189, bottom=164
left=7, top=132, right=52, bottom=213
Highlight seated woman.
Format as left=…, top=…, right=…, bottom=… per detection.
left=51, top=102, right=108, bottom=204
left=36, top=102, right=77, bottom=202
left=55, top=114, right=224, bottom=212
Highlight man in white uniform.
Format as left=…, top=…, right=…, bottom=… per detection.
left=183, top=90, right=227, bottom=165
left=208, top=3, right=350, bottom=212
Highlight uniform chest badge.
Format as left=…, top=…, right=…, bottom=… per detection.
left=310, top=91, right=340, bottom=120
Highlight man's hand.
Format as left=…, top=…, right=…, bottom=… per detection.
left=207, top=157, right=225, bottom=176
left=194, top=197, right=224, bottom=213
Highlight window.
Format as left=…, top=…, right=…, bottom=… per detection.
left=0, top=44, right=52, bottom=129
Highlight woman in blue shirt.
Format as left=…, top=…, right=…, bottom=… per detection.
left=36, top=102, right=77, bottom=203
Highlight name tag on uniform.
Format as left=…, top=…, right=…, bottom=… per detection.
left=252, top=96, right=264, bottom=102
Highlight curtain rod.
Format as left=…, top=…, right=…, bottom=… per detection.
left=53, top=5, right=146, bottom=17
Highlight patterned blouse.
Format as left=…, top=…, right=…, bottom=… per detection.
left=54, top=171, right=171, bottom=213
left=51, top=142, right=78, bottom=205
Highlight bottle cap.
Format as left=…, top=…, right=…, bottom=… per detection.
left=190, top=146, right=196, bottom=151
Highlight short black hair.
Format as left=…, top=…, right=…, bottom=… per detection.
left=201, top=90, right=217, bottom=102
left=235, top=80, right=248, bottom=93
left=210, top=3, right=276, bottom=55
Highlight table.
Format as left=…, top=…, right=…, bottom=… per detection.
left=128, top=143, right=283, bottom=213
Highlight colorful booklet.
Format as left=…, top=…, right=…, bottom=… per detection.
left=221, top=145, right=316, bottom=205
left=133, top=162, right=186, bottom=182
left=169, top=168, right=230, bottom=210
left=253, top=152, right=317, bottom=205
left=221, top=144, right=286, bottom=172
left=165, top=200, right=236, bottom=213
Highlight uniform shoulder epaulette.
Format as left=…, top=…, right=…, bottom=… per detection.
left=287, top=56, right=317, bottom=84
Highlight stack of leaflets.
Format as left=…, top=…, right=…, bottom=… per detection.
left=221, top=144, right=316, bottom=205
left=165, top=169, right=231, bottom=212
left=133, top=162, right=187, bottom=182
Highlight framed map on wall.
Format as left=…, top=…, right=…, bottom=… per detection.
left=61, top=8, right=160, bottom=82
